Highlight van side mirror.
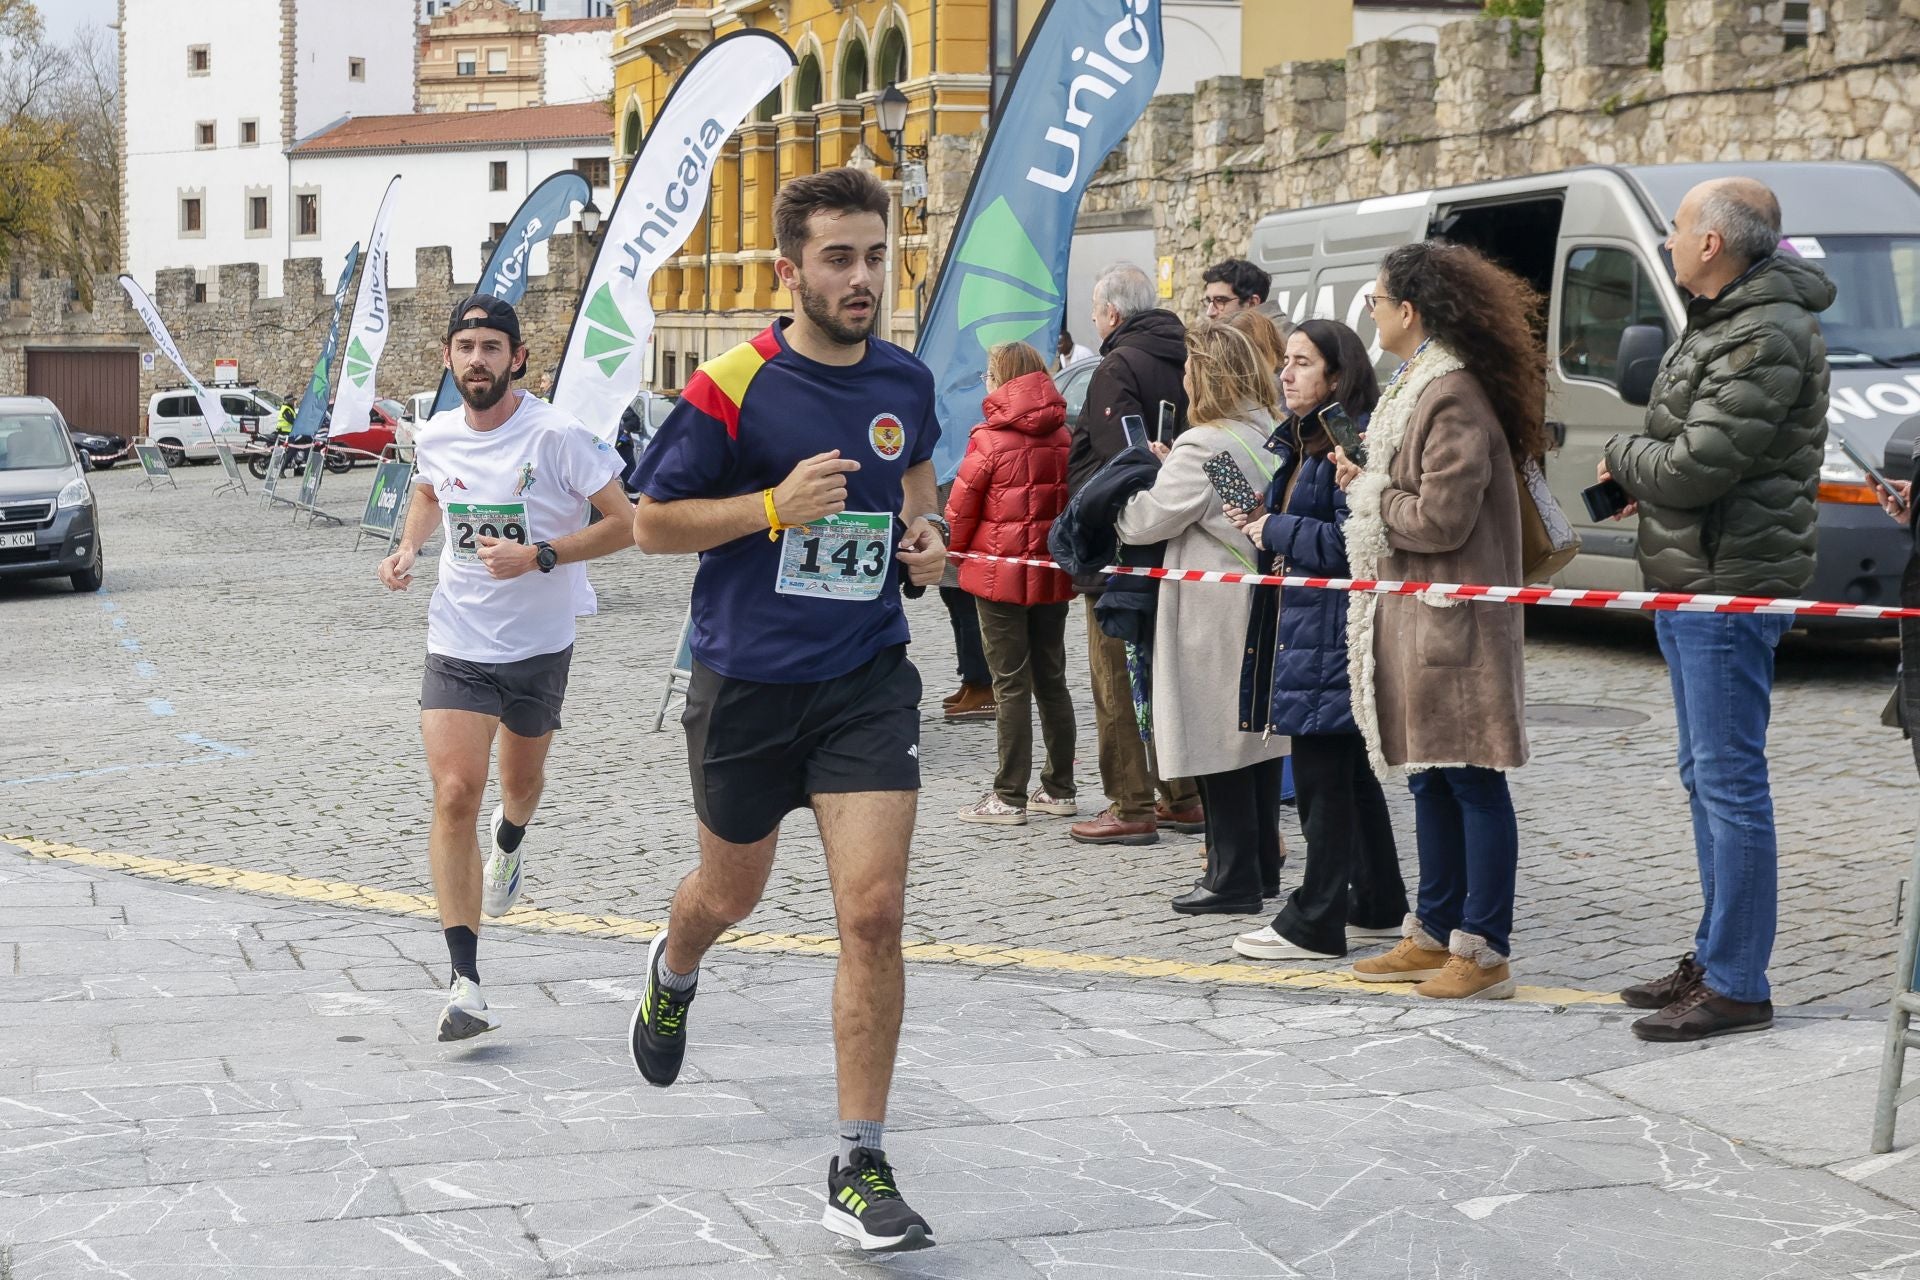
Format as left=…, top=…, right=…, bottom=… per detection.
left=1615, top=324, right=1667, bottom=408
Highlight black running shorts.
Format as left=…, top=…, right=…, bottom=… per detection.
left=683, top=644, right=922, bottom=845
left=420, top=645, right=573, bottom=738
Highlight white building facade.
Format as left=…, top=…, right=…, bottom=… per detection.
left=286, top=104, right=614, bottom=288
left=120, top=0, right=416, bottom=298
left=540, top=19, right=615, bottom=106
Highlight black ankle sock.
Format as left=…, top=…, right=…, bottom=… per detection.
left=445, top=926, right=479, bottom=985
left=496, top=817, right=527, bottom=854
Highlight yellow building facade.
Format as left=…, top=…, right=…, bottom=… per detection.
left=611, top=0, right=997, bottom=386
left=419, top=0, right=547, bottom=113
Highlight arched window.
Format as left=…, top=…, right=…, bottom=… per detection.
left=794, top=55, right=822, bottom=111
left=621, top=107, right=642, bottom=156
left=755, top=85, right=782, bottom=122
left=839, top=37, right=868, bottom=99
left=875, top=26, right=907, bottom=88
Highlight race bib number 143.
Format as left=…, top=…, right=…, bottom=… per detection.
left=775, top=511, right=892, bottom=601
left=446, top=502, right=528, bottom=562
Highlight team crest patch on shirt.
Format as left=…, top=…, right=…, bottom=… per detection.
left=513, top=463, right=536, bottom=496
left=868, top=413, right=905, bottom=461
left=439, top=476, right=469, bottom=493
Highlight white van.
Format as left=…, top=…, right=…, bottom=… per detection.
left=1248, top=161, right=1916, bottom=611
left=144, top=385, right=280, bottom=466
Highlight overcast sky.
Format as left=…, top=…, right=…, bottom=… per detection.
left=39, top=0, right=119, bottom=46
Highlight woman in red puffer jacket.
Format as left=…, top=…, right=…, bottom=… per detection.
left=946, top=341, right=1079, bottom=826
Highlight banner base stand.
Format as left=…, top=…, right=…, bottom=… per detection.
left=652, top=610, right=696, bottom=732
left=1871, top=822, right=1920, bottom=1152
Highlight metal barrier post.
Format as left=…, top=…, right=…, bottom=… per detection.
left=212, top=443, right=248, bottom=497
left=292, top=445, right=343, bottom=527
left=260, top=444, right=292, bottom=507
left=1872, top=823, right=1920, bottom=1152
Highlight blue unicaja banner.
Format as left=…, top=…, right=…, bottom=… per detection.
left=916, top=0, right=1163, bottom=481
left=430, top=170, right=592, bottom=416
left=292, top=243, right=360, bottom=441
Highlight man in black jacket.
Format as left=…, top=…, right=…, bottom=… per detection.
left=1065, top=262, right=1200, bottom=846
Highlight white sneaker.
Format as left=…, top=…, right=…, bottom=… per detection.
left=1028, top=789, right=1078, bottom=817
left=957, top=792, right=1026, bottom=825
left=1347, top=923, right=1403, bottom=945
left=481, top=806, right=525, bottom=917
left=437, top=976, right=499, bottom=1042
left=1232, top=925, right=1341, bottom=962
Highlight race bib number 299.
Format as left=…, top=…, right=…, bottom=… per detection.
left=775, top=511, right=892, bottom=601
left=446, top=502, right=528, bottom=562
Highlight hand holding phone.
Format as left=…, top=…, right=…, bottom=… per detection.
left=1203, top=451, right=1263, bottom=515
left=1157, top=400, right=1176, bottom=445
left=1320, top=402, right=1367, bottom=466
left=1837, top=435, right=1907, bottom=512
left=1580, top=478, right=1633, bottom=522
left=1120, top=414, right=1150, bottom=452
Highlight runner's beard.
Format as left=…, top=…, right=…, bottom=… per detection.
left=459, top=366, right=511, bottom=411
left=793, top=276, right=875, bottom=347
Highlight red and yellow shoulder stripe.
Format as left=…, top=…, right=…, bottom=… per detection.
left=680, top=325, right=782, bottom=439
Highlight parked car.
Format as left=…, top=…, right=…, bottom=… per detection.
left=1052, top=356, right=1099, bottom=424
left=0, top=396, right=103, bottom=593
left=144, top=386, right=272, bottom=466
left=326, top=401, right=399, bottom=464
left=1247, top=159, right=1920, bottom=614
left=626, top=388, right=678, bottom=456
left=67, top=428, right=130, bottom=471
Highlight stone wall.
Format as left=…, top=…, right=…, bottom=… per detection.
left=0, top=235, right=594, bottom=425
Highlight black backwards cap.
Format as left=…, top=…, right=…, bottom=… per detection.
left=446, top=293, right=522, bottom=347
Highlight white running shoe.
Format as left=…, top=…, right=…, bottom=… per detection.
left=1346, top=923, right=1403, bottom=945
left=481, top=806, right=525, bottom=918
left=1232, top=925, right=1341, bottom=962
left=437, top=977, right=499, bottom=1042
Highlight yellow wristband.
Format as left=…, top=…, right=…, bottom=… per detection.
left=764, top=487, right=783, bottom=541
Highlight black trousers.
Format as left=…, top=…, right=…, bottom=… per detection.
left=1198, top=758, right=1286, bottom=898
left=1272, top=732, right=1409, bottom=955
left=939, top=586, right=992, bottom=687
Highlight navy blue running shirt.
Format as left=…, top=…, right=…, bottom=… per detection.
left=631, top=319, right=940, bottom=684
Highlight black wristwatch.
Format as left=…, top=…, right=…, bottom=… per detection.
left=918, top=513, right=950, bottom=544
left=534, top=541, right=558, bottom=573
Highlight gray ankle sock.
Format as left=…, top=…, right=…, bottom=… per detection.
left=654, top=949, right=696, bottom=992
left=839, top=1119, right=885, bottom=1163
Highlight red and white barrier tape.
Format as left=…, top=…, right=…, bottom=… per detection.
left=945, top=550, right=1920, bottom=622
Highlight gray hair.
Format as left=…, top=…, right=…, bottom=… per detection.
left=1093, top=262, right=1156, bottom=321
left=1698, top=180, right=1782, bottom=265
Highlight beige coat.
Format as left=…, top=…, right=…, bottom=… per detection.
left=1115, top=410, right=1291, bottom=779
left=1344, top=359, right=1528, bottom=775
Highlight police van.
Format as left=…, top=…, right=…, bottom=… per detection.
left=143, top=384, right=280, bottom=467
left=1247, top=160, right=1918, bottom=610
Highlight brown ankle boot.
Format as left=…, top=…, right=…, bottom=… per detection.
left=1351, top=916, right=1449, bottom=983
left=945, top=682, right=996, bottom=721
left=1414, top=932, right=1516, bottom=1000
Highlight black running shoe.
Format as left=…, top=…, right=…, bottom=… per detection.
left=822, top=1147, right=934, bottom=1252
left=629, top=932, right=695, bottom=1087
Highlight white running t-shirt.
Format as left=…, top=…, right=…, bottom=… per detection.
left=412, top=391, right=622, bottom=663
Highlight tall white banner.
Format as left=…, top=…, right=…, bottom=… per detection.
left=554, top=31, right=794, bottom=438
left=329, top=175, right=402, bottom=447
left=117, top=273, right=231, bottom=436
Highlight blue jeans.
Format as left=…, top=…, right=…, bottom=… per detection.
left=1408, top=766, right=1519, bottom=957
left=1653, top=610, right=1792, bottom=1003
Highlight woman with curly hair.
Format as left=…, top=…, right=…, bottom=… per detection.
left=1334, top=240, right=1550, bottom=1001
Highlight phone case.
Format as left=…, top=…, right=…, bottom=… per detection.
left=1203, top=451, right=1262, bottom=513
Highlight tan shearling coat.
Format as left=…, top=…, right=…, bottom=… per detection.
left=1344, top=359, right=1529, bottom=776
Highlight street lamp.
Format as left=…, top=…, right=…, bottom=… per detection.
left=876, top=83, right=909, bottom=161
left=580, top=199, right=603, bottom=242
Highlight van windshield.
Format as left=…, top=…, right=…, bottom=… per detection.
left=1804, top=235, right=1920, bottom=364
left=249, top=388, right=286, bottom=409
left=0, top=414, right=73, bottom=471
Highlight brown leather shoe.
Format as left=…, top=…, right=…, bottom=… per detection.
left=945, top=683, right=996, bottom=721
left=1069, top=809, right=1159, bottom=846
left=1619, top=951, right=1705, bottom=1010
left=1631, top=984, right=1772, bottom=1042
left=1156, top=801, right=1205, bottom=834
left=940, top=686, right=969, bottom=709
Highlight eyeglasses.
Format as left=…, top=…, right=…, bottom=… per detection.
left=1362, top=293, right=1397, bottom=311
left=1202, top=294, right=1238, bottom=311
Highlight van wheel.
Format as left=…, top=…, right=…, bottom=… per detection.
left=158, top=444, right=187, bottom=468
left=71, top=548, right=103, bottom=593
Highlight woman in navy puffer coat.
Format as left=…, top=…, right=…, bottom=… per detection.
left=1225, top=320, right=1409, bottom=962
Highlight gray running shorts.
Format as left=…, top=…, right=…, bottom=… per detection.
left=420, top=645, right=573, bottom=738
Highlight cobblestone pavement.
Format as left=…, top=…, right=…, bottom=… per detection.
left=1, top=462, right=1910, bottom=1007
left=9, top=843, right=1920, bottom=1279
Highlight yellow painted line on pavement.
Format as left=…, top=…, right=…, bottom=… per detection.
left=4, top=834, right=1620, bottom=1007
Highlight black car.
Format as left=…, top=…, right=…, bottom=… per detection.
left=68, top=427, right=130, bottom=471
left=0, top=396, right=103, bottom=592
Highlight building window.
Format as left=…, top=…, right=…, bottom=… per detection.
left=295, top=191, right=320, bottom=238
left=457, top=51, right=476, bottom=76
left=839, top=37, right=869, bottom=99
left=755, top=86, right=780, bottom=123
left=487, top=48, right=508, bottom=74
left=245, top=192, right=271, bottom=236
left=193, top=282, right=207, bottom=304
left=490, top=221, right=508, bottom=243
left=349, top=57, right=365, bottom=81
left=188, top=44, right=210, bottom=74
left=240, top=118, right=258, bottom=146
left=574, top=156, right=610, bottom=187
left=989, top=0, right=1017, bottom=115
left=196, top=121, right=215, bottom=148
left=490, top=160, right=508, bottom=191
left=467, top=102, right=497, bottom=111
left=1784, top=0, right=1811, bottom=48
left=622, top=107, right=642, bottom=155
left=794, top=56, right=821, bottom=112
left=663, top=353, right=678, bottom=389
left=179, top=194, right=204, bottom=236
left=876, top=26, right=908, bottom=88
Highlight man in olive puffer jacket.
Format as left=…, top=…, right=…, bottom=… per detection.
left=1601, top=177, right=1833, bottom=1045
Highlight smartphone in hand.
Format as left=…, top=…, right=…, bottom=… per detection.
left=1320, top=402, right=1367, bottom=466
left=1120, top=414, right=1150, bottom=451
left=1837, top=434, right=1907, bottom=512
left=1157, top=400, right=1176, bottom=445
left=1580, top=478, right=1633, bottom=522
left=1203, top=451, right=1263, bottom=514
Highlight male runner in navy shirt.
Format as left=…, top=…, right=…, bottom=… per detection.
left=626, top=167, right=945, bottom=1253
